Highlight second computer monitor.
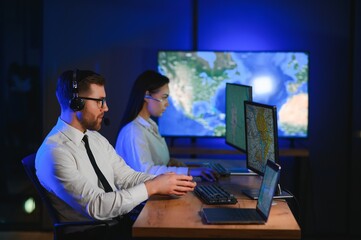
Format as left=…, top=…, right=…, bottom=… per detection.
left=244, top=101, right=279, bottom=176
left=225, top=83, right=253, bottom=153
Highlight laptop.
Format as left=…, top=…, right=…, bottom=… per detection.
left=202, top=160, right=281, bottom=224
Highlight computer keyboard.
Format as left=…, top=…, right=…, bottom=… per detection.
left=203, top=162, right=230, bottom=176
left=194, top=184, right=238, bottom=205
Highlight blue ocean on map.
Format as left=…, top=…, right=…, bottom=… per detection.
left=158, top=51, right=309, bottom=138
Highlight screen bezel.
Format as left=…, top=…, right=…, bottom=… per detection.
left=256, top=160, right=281, bottom=220
left=225, top=83, right=253, bottom=153
left=244, top=101, right=279, bottom=176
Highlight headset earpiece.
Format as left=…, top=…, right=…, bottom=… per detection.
left=144, top=91, right=150, bottom=101
left=70, top=97, right=85, bottom=111
left=69, top=69, right=85, bottom=111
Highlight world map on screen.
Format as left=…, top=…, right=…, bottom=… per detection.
left=158, top=51, right=309, bottom=137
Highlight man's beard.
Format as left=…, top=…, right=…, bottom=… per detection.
left=81, top=117, right=102, bottom=131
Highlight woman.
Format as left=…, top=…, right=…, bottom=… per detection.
left=115, top=70, right=217, bottom=181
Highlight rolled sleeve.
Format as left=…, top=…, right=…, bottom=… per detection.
left=123, top=183, right=149, bottom=208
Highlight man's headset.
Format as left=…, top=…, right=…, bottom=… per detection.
left=69, top=69, right=85, bottom=111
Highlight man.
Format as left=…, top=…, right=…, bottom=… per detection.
left=36, top=69, right=196, bottom=238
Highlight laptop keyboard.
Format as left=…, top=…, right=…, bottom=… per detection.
left=204, top=162, right=230, bottom=177
left=194, top=184, right=237, bottom=205
left=232, top=208, right=262, bottom=220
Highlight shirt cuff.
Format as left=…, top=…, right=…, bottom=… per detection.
left=173, top=167, right=188, bottom=175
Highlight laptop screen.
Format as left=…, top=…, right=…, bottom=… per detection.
left=256, top=160, right=281, bottom=220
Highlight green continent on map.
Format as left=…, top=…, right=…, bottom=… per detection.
left=159, top=52, right=237, bottom=116
left=255, top=108, right=271, bottom=162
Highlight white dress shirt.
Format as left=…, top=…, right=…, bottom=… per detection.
left=36, top=118, right=154, bottom=221
left=115, top=116, right=188, bottom=175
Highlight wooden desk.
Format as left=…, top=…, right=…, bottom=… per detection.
left=133, top=175, right=301, bottom=239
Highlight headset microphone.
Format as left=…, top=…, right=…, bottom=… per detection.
left=144, top=94, right=162, bottom=102
left=69, top=69, right=85, bottom=111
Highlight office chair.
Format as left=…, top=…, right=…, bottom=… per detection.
left=21, top=153, right=119, bottom=240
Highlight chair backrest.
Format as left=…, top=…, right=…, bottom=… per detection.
left=22, top=154, right=119, bottom=240
left=21, top=153, right=61, bottom=224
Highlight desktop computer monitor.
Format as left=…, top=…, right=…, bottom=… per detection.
left=225, top=83, right=252, bottom=153
left=244, top=101, right=279, bottom=176
left=224, top=83, right=255, bottom=175
left=243, top=101, right=292, bottom=199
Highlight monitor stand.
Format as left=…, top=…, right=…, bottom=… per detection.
left=229, top=167, right=257, bottom=176
left=242, top=184, right=293, bottom=199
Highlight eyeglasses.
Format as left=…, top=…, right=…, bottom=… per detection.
left=79, top=97, right=107, bottom=108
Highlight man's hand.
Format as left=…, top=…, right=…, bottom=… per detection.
left=145, top=173, right=196, bottom=197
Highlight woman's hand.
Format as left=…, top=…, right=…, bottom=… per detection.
left=188, top=167, right=219, bottom=182
left=168, top=158, right=187, bottom=167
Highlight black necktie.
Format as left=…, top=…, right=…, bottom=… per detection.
left=82, top=135, right=113, bottom=192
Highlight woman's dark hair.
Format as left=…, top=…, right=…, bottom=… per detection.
left=119, top=70, right=169, bottom=129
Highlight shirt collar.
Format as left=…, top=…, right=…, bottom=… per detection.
left=136, top=116, right=151, bottom=128
left=136, top=115, right=159, bottom=130
left=56, top=117, right=86, bottom=146
left=135, top=116, right=162, bottom=139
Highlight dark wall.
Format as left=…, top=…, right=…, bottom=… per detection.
left=0, top=0, right=44, bottom=229
left=350, top=0, right=361, bottom=237
left=38, top=0, right=359, bottom=238
left=42, top=0, right=194, bottom=143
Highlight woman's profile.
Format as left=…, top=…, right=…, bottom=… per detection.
left=115, top=70, right=217, bottom=181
